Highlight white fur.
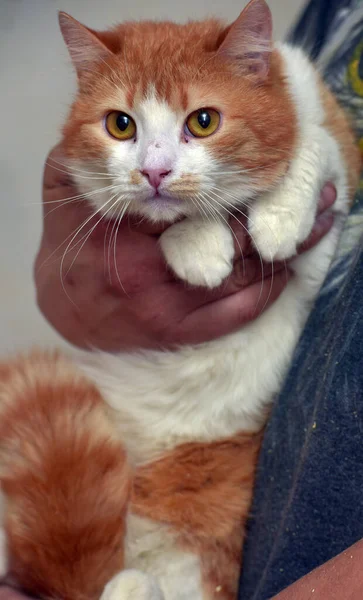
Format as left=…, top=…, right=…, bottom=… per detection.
left=160, top=217, right=235, bottom=288
left=100, top=570, right=164, bottom=600
left=77, top=44, right=351, bottom=600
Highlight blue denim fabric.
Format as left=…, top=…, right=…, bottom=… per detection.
left=239, top=238, right=363, bottom=599
left=238, top=1, right=363, bottom=597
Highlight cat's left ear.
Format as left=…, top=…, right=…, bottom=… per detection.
left=59, top=12, right=113, bottom=77
left=219, top=0, right=273, bottom=82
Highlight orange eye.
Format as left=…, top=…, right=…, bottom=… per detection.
left=105, top=111, right=136, bottom=140
left=185, top=108, right=220, bottom=137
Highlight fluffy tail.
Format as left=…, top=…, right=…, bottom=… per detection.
left=0, top=351, right=131, bottom=600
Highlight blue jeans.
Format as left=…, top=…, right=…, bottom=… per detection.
left=239, top=237, right=363, bottom=599
left=239, top=0, right=363, bottom=596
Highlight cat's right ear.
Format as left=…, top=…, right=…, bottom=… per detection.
left=219, top=0, right=272, bottom=82
left=59, top=12, right=113, bottom=76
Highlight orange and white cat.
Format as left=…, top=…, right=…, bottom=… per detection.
left=0, top=1, right=360, bottom=599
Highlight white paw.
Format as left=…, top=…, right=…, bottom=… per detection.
left=101, top=569, right=164, bottom=600
left=160, top=219, right=234, bottom=288
left=249, top=198, right=315, bottom=262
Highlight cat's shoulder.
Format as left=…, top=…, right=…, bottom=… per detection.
left=274, top=42, right=326, bottom=127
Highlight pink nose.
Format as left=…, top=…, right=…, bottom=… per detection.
left=141, top=168, right=171, bottom=189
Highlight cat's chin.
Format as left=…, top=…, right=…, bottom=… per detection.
left=135, top=195, right=192, bottom=224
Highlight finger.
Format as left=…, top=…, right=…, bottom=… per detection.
left=211, top=257, right=288, bottom=298
left=318, top=182, right=336, bottom=213
left=228, top=214, right=252, bottom=256
left=0, top=588, right=33, bottom=600
left=174, top=269, right=291, bottom=345
left=297, top=211, right=334, bottom=255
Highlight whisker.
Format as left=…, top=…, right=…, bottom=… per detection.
left=104, top=210, right=119, bottom=281
left=108, top=202, right=125, bottom=283
left=112, top=200, right=131, bottom=296
left=59, top=194, right=123, bottom=306
left=204, top=189, right=272, bottom=309
left=46, top=162, right=114, bottom=181
left=64, top=199, right=120, bottom=280
left=47, top=157, right=115, bottom=178
left=210, top=187, right=289, bottom=313
left=193, top=193, right=215, bottom=224
left=37, top=193, right=119, bottom=273
left=202, top=190, right=248, bottom=281
left=26, top=185, right=121, bottom=214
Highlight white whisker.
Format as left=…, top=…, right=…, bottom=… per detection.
left=112, top=200, right=131, bottom=295
left=59, top=193, right=124, bottom=306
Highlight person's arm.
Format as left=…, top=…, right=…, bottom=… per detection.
left=272, top=539, right=363, bottom=600
left=35, top=144, right=336, bottom=351
left=1, top=539, right=361, bottom=600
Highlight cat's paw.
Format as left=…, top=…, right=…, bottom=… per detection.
left=160, top=219, right=234, bottom=288
left=249, top=197, right=315, bottom=261
left=101, top=569, right=164, bottom=600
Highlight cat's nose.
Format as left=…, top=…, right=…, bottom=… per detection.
left=140, top=168, right=172, bottom=190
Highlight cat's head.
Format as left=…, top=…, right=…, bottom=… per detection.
left=60, top=0, right=296, bottom=223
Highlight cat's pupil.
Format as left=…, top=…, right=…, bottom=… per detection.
left=116, top=114, right=130, bottom=131
left=198, top=111, right=211, bottom=129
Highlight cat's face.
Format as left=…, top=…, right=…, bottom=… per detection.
left=60, top=0, right=296, bottom=224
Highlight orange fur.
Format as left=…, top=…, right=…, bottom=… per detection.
left=0, top=352, right=130, bottom=600
left=318, top=79, right=362, bottom=201
left=132, top=433, right=262, bottom=599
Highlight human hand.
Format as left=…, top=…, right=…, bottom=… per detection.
left=34, top=144, right=336, bottom=351
left=0, top=588, right=34, bottom=600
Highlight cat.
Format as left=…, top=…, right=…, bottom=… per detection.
left=0, top=1, right=360, bottom=599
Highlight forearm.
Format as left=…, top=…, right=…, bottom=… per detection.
left=272, top=539, right=363, bottom=600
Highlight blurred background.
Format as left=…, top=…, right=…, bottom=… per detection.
left=0, top=0, right=305, bottom=355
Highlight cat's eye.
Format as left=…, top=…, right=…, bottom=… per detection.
left=185, top=108, right=220, bottom=138
left=105, top=111, right=136, bottom=140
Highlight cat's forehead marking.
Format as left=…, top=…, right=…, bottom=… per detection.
left=137, top=90, right=183, bottom=139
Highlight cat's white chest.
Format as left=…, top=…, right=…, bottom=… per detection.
left=79, top=257, right=322, bottom=464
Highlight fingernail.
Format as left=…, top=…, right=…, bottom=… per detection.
left=319, top=183, right=337, bottom=211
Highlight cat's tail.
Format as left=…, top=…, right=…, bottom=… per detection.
left=0, top=350, right=131, bottom=600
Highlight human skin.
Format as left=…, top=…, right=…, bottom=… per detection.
left=2, top=541, right=362, bottom=600
left=271, top=539, right=363, bottom=600
left=34, top=144, right=336, bottom=351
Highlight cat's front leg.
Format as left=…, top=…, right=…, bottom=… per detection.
left=159, top=218, right=234, bottom=288
left=101, top=569, right=164, bottom=600
left=249, top=127, right=343, bottom=261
